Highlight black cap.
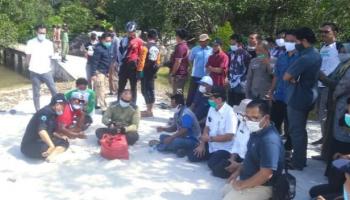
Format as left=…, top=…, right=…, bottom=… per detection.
left=204, top=85, right=226, bottom=100
left=333, top=159, right=350, bottom=174
left=50, top=93, right=67, bottom=106
left=212, top=38, right=223, bottom=46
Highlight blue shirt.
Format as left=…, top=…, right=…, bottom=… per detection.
left=273, top=52, right=299, bottom=103
left=286, top=47, right=322, bottom=111
left=91, top=43, right=113, bottom=75
left=192, top=90, right=210, bottom=121
left=240, top=125, right=284, bottom=186
left=175, top=107, right=201, bottom=140
left=189, top=45, right=212, bottom=78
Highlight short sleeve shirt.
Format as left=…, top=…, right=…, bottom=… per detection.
left=189, top=45, right=212, bottom=78
left=21, top=106, right=57, bottom=146
left=26, top=38, right=54, bottom=74
left=172, top=42, right=189, bottom=77
left=207, top=51, right=229, bottom=86
left=175, top=107, right=201, bottom=140
left=56, top=104, right=82, bottom=128
left=240, top=125, right=284, bottom=186
left=319, top=42, right=341, bottom=87
left=286, top=47, right=322, bottom=111
left=206, top=103, right=238, bottom=153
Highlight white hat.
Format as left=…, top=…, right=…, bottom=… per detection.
left=198, top=76, right=213, bottom=86
left=233, top=99, right=252, bottom=114
left=199, top=34, right=210, bottom=42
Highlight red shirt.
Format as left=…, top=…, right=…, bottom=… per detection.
left=207, top=51, right=229, bottom=86
left=171, top=42, right=189, bottom=77
left=57, top=104, right=82, bottom=128
left=127, top=37, right=144, bottom=62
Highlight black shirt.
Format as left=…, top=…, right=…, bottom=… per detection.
left=21, top=105, right=57, bottom=146
left=90, top=43, right=113, bottom=76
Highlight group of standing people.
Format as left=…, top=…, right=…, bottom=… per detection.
left=21, top=20, right=350, bottom=199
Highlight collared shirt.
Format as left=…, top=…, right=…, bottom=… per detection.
left=206, top=103, right=238, bottom=153
left=207, top=51, right=229, bottom=86
left=189, top=45, right=212, bottom=78
left=56, top=104, right=82, bottom=128
left=21, top=105, right=57, bottom=147
left=90, top=43, right=114, bottom=75
left=273, top=52, right=299, bottom=103
left=102, top=103, right=140, bottom=133
left=319, top=42, right=341, bottom=87
left=286, top=47, right=322, bottom=111
left=26, top=37, right=54, bottom=74
left=240, top=125, right=284, bottom=186
left=171, top=42, right=190, bottom=77
left=228, top=48, right=252, bottom=89
left=231, top=115, right=250, bottom=159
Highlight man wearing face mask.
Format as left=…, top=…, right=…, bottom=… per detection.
left=223, top=99, right=284, bottom=200
left=284, top=27, right=322, bottom=170
left=247, top=33, right=262, bottom=58
left=155, top=94, right=201, bottom=157
left=313, top=22, right=346, bottom=147
left=188, top=86, right=238, bottom=179
left=20, top=94, right=69, bottom=162
left=186, top=34, right=212, bottom=106
left=190, top=76, right=213, bottom=129
left=26, top=24, right=57, bottom=111
left=206, top=39, right=229, bottom=87
left=267, top=29, right=299, bottom=157
left=90, top=32, right=114, bottom=113
left=84, top=32, right=98, bottom=88
left=56, top=93, right=87, bottom=139
left=95, top=89, right=140, bottom=145
left=270, top=30, right=286, bottom=59
left=227, top=34, right=252, bottom=106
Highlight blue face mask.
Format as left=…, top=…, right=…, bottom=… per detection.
left=345, top=114, right=350, bottom=127
left=103, top=42, right=112, bottom=48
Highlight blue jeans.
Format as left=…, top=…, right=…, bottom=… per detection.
left=287, top=106, right=310, bottom=169
left=157, top=134, right=197, bottom=153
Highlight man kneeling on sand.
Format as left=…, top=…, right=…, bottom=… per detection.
left=20, top=94, right=69, bottom=162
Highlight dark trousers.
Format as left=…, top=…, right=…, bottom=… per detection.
left=186, top=77, right=201, bottom=106
left=21, top=137, right=69, bottom=159
left=118, top=61, right=137, bottom=103
left=228, top=88, right=245, bottom=106
left=95, top=128, right=139, bottom=145
left=187, top=145, right=231, bottom=178
left=287, top=106, right=310, bottom=169
left=30, top=71, right=57, bottom=111
left=141, top=74, right=155, bottom=105
left=271, top=100, right=292, bottom=151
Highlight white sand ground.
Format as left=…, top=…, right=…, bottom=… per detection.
left=0, top=94, right=327, bottom=200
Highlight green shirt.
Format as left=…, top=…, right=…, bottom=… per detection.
left=102, top=103, right=140, bottom=133
left=65, top=89, right=96, bottom=114
left=62, top=32, right=69, bottom=43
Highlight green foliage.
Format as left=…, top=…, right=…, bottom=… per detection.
left=59, top=3, right=94, bottom=34
left=0, top=14, right=18, bottom=47
left=210, top=22, right=234, bottom=51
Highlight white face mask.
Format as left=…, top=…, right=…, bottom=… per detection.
left=246, top=120, right=262, bottom=133
left=37, top=34, right=46, bottom=41
left=119, top=99, right=130, bottom=108
left=284, top=42, right=296, bottom=52
left=56, top=110, right=64, bottom=116
left=230, top=45, right=238, bottom=52
left=199, top=85, right=206, bottom=93
left=275, top=38, right=285, bottom=47
left=171, top=105, right=181, bottom=113
left=72, top=104, right=81, bottom=110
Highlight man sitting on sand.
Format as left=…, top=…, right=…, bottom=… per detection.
left=20, top=94, right=69, bottom=162
left=95, top=89, right=140, bottom=145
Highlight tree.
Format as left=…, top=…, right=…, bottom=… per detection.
left=59, top=3, right=95, bottom=34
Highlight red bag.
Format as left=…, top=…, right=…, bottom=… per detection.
left=100, top=134, right=129, bottom=160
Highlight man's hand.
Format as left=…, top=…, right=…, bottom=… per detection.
left=76, top=131, right=87, bottom=139
left=193, top=143, right=206, bottom=158
left=231, top=179, right=244, bottom=191
left=163, top=136, right=174, bottom=145
left=200, top=134, right=210, bottom=143
left=42, top=146, right=55, bottom=158
left=157, top=127, right=165, bottom=132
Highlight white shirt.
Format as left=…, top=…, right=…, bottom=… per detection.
left=231, top=115, right=250, bottom=159
left=206, top=103, right=238, bottom=153
left=319, top=42, right=340, bottom=87
left=26, top=37, right=54, bottom=74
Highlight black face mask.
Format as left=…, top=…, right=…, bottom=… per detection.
left=295, top=44, right=304, bottom=52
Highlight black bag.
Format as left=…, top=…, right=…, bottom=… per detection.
left=272, top=166, right=296, bottom=200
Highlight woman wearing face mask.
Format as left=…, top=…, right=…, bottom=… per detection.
left=227, top=34, right=252, bottom=106
left=95, top=89, right=140, bottom=145
left=245, top=41, right=273, bottom=99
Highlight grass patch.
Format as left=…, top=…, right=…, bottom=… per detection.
left=156, top=66, right=190, bottom=96
left=0, top=65, right=30, bottom=91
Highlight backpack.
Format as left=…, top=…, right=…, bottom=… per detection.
left=271, top=166, right=296, bottom=200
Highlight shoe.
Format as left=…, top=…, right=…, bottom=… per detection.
left=141, top=111, right=153, bottom=118
left=311, top=138, right=323, bottom=145
left=311, top=155, right=325, bottom=161
left=148, top=140, right=160, bottom=147
left=176, top=149, right=187, bottom=158
left=287, top=162, right=303, bottom=171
